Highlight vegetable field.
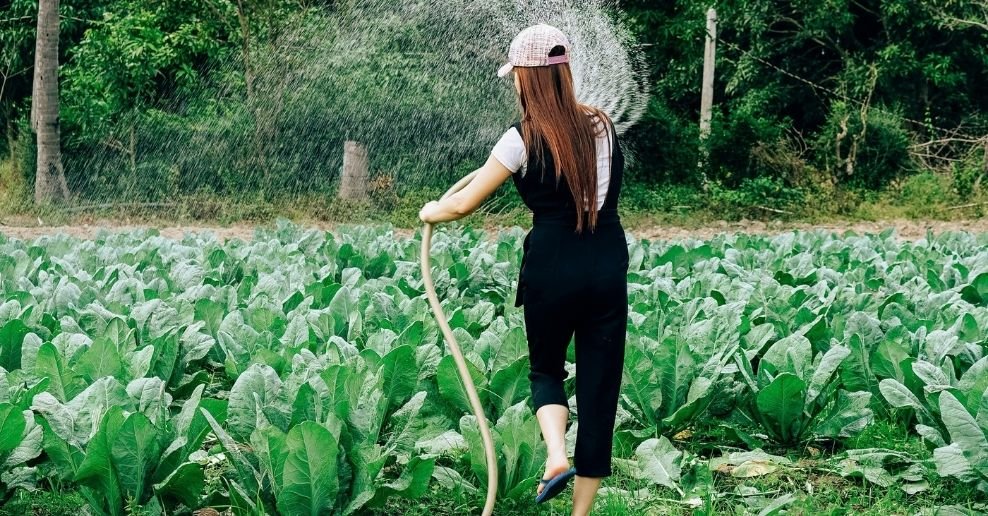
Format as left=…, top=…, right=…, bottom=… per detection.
left=0, top=223, right=987, bottom=515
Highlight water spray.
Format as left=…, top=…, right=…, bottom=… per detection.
left=419, top=170, right=499, bottom=515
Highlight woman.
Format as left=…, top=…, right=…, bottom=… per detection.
left=419, top=23, right=628, bottom=516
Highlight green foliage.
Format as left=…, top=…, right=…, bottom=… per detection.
left=4, top=0, right=986, bottom=207
left=622, top=0, right=987, bottom=191
left=813, top=106, right=914, bottom=190
left=737, top=340, right=873, bottom=445
left=706, top=176, right=808, bottom=219
left=932, top=391, right=988, bottom=494
left=59, top=1, right=231, bottom=139
left=5, top=220, right=988, bottom=511
left=951, top=152, right=988, bottom=199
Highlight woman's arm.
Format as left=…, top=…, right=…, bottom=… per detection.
left=419, top=154, right=513, bottom=223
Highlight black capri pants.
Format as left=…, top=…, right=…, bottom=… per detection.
left=517, top=220, right=629, bottom=478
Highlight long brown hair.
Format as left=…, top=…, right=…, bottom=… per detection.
left=515, top=47, right=611, bottom=233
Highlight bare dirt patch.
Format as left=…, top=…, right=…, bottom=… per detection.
left=2, top=217, right=987, bottom=242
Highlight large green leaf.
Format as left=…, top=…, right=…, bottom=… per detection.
left=0, top=320, right=30, bottom=371
left=34, top=342, right=86, bottom=402
left=0, top=403, right=25, bottom=458
left=277, top=421, right=340, bottom=516
left=436, top=354, right=488, bottom=414
left=813, top=390, right=873, bottom=439
left=871, top=336, right=911, bottom=383
left=632, top=436, right=683, bottom=494
left=380, top=344, right=417, bottom=412
left=320, top=364, right=353, bottom=423
left=74, top=406, right=126, bottom=516
left=938, top=391, right=988, bottom=478
left=482, top=326, right=527, bottom=374
left=149, top=332, right=180, bottom=385
left=934, top=443, right=976, bottom=481
left=227, top=363, right=286, bottom=439
left=348, top=366, right=388, bottom=443
left=495, top=401, right=544, bottom=492
left=251, top=423, right=288, bottom=493
left=76, top=337, right=124, bottom=382
left=395, top=320, right=424, bottom=349
left=880, top=379, right=936, bottom=426
left=840, top=334, right=878, bottom=397
left=957, top=357, right=988, bottom=415
left=341, top=443, right=386, bottom=515
left=31, top=376, right=130, bottom=447
left=368, top=456, right=435, bottom=507
left=661, top=377, right=713, bottom=432
left=460, top=414, right=499, bottom=487
left=383, top=391, right=427, bottom=455
left=40, top=417, right=84, bottom=481
left=193, top=298, right=225, bottom=338
left=806, top=345, right=850, bottom=408
left=489, top=357, right=531, bottom=418
left=621, top=339, right=661, bottom=427
left=656, top=336, right=695, bottom=421
left=153, top=461, right=205, bottom=509
left=755, top=373, right=807, bottom=443
left=111, top=412, right=164, bottom=502
left=761, top=334, right=812, bottom=378
left=960, top=272, right=988, bottom=305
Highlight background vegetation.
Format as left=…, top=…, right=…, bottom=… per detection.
left=0, top=0, right=986, bottom=224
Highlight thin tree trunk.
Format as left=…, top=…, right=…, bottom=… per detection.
left=32, top=0, right=70, bottom=203
left=339, top=140, right=368, bottom=199
left=1, top=61, right=15, bottom=158
left=129, top=119, right=137, bottom=173
left=235, top=0, right=254, bottom=100
left=4, top=109, right=13, bottom=161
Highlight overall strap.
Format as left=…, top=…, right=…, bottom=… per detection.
left=599, top=115, right=622, bottom=212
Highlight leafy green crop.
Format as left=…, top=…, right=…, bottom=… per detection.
left=1, top=223, right=988, bottom=513
left=735, top=336, right=873, bottom=445
left=931, top=390, right=988, bottom=494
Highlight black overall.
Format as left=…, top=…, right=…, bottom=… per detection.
left=511, top=119, right=628, bottom=478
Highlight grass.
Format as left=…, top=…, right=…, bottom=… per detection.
left=366, top=416, right=987, bottom=516
left=0, top=159, right=31, bottom=215
left=3, top=157, right=987, bottom=231
left=7, top=453, right=978, bottom=516
left=0, top=489, right=86, bottom=516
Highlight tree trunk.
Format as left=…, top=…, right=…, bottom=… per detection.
left=235, top=0, right=254, bottom=101
left=4, top=109, right=13, bottom=161
left=339, top=140, right=368, bottom=200
left=32, top=0, right=70, bottom=204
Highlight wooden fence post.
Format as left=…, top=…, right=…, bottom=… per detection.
left=339, top=140, right=369, bottom=200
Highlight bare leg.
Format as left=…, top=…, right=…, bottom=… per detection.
left=535, top=404, right=571, bottom=496
left=571, top=476, right=602, bottom=516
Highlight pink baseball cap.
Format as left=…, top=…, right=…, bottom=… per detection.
left=497, top=24, right=572, bottom=78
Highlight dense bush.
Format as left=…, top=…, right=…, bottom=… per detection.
left=621, top=0, right=987, bottom=196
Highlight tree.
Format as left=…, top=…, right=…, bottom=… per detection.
left=934, top=0, right=988, bottom=32
left=31, top=0, right=70, bottom=203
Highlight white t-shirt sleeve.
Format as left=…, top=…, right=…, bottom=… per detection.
left=490, top=127, right=527, bottom=173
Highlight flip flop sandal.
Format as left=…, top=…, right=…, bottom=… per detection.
left=534, top=467, right=577, bottom=504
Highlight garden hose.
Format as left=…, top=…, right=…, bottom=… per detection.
left=420, top=170, right=498, bottom=516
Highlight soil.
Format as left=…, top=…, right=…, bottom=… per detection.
left=1, top=217, right=987, bottom=242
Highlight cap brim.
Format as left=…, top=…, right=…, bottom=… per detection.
left=497, top=63, right=513, bottom=78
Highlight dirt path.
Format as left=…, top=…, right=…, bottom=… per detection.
left=2, top=218, right=988, bottom=242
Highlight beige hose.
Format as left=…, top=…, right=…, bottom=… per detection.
left=420, top=171, right=498, bottom=515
